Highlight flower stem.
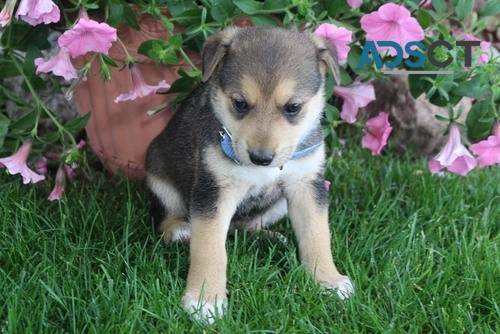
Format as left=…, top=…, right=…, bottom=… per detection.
left=116, top=37, right=135, bottom=64
left=178, top=48, right=198, bottom=71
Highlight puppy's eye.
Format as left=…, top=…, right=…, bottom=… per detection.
left=284, top=103, right=302, bottom=116
left=232, top=98, right=248, bottom=113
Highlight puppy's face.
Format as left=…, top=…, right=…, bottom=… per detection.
left=203, top=28, right=340, bottom=167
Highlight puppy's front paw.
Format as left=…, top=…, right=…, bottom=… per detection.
left=182, top=293, right=227, bottom=324
left=321, top=276, right=354, bottom=300
left=157, top=217, right=191, bottom=244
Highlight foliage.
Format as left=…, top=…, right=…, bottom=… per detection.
left=0, top=0, right=498, bottom=178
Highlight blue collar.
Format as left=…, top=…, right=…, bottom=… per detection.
left=219, top=123, right=323, bottom=165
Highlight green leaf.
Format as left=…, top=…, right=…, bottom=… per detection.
left=168, top=77, right=197, bottom=94
left=166, top=0, right=199, bottom=17
left=63, top=113, right=91, bottom=132
left=324, top=72, right=335, bottom=100
left=107, top=2, right=124, bottom=27
left=209, top=0, right=235, bottom=22
left=347, top=45, right=363, bottom=73
left=263, top=0, right=289, bottom=10
left=452, top=76, right=490, bottom=98
left=324, top=104, right=339, bottom=123
left=466, top=100, right=495, bottom=139
left=250, top=15, right=278, bottom=26
left=138, top=43, right=180, bottom=64
left=339, top=67, right=353, bottom=86
left=22, top=76, right=46, bottom=92
left=23, top=45, right=43, bottom=76
left=480, top=0, right=500, bottom=16
left=432, top=0, right=447, bottom=14
left=417, top=8, right=432, bottom=29
left=233, top=0, right=261, bottom=15
left=408, top=74, right=434, bottom=99
left=178, top=68, right=202, bottom=78
left=160, top=53, right=179, bottom=65
left=121, top=2, right=140, bottom=30
left=455, top=0, right=474, bottom=21
left=1, top=23, right=50, bottom=51
left=436, top=23, right=451, bottom=39
left=429, top=91, right=461, bottom=107
left=434, top=114, right=450, bottom=122
left=0, top=58, right=21, bottom=79
left=167, top=92, right=190, bottom=108
left=171, top=8, right=202, bottom=26
left=107, top=1, right=140, bottom=29
left=0, top=114, right=10, bottom=148
left=168, top=35, right=183, bottom=50
left=10, top=110, right=38, bottom=133
left=100, top=54, right=118, bottom=67
left=319, top=0, right=350, bottom=17
left=38, top=131, right=60, bottom=144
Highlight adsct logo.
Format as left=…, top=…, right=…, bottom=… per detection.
left=358, top=40, right=481, bottom=74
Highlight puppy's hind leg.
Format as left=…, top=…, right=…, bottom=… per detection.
left=147, top=175, right=190, bottom=245
left=237, top=198, right=288, bottom=242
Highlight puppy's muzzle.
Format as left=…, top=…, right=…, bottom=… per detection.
left=248, top=150, right=274, bottom=166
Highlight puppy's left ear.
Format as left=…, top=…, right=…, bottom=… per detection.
left=201, top=27, right=240, bottom=82
left=312, top=34, right=341, bottom=86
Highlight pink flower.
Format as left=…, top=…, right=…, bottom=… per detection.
left=419, top=0, right=432, bottom=9
left=35, top=47, right=79, bottom=81
left=0, top=138, right=45, bottom=184
left=333, top=81, right=376, bottom=123
left=470, top=123, right=500, bottom=167
left=63, top=164, right=78, bottom=181
left=478, top=41, right=491, bottom=64
left=361, top=112, right=393, bottom=155
left=34, top=157, right=48, bottom=175
left=15, top=0, right=60, bottom=26
left=314, top=23, right=353, bottom=63
left=76, top=139, right=86, bottom=150
left=48, top=164, right=66, bottom=201
left=324, top=180, right=331, bottom=191
left=360, top=3, right=424, bottom=58
left=114, top=64, right=171, bottom=103
left=0, top=0, right=17, bottom=27
left=58, top=18, right=117, bottom=58
left=428, top=124, right=477, bottom=176
left=347, top=0, right=362, bottom=9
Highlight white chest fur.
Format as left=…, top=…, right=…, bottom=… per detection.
left=205, top=144, right=325, bottom=194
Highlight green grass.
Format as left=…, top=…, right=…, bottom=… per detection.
left=0, top=147, right=498, bottom=333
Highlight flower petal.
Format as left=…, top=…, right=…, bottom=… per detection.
left=35, top=47, right=78, bottom=80
left=429, top=124, right=477, bottom=176
left=58, top=18, right=117, bottom=57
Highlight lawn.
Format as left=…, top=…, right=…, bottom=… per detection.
left=0, top=147, right=498, bottom=333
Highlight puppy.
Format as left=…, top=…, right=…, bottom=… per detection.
left=146, top=27, right=353, bottom=323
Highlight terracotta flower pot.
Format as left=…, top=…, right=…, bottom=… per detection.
left=75, top=13, right=200, bottom=178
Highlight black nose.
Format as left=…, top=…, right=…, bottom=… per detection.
left=248, top=150, right=274, bottom=166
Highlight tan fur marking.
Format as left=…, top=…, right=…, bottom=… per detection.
left=285, top=178, right=346, bottom=285
left=240, top=75, right=263, bottom=106
left=271, top=78, right=297, bottom=106
left=157, top=216, right=190, bottom=244
left=184, top=217, right=228, bottom=305
left=184, top=182, right=246, bottom=307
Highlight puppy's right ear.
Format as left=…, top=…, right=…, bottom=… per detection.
left=311, top=34, right=341, bottom=86
left=201, top=28, right=239, bottom=82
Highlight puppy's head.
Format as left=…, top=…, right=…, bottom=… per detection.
left=202, top=27, right=340, bottom=167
